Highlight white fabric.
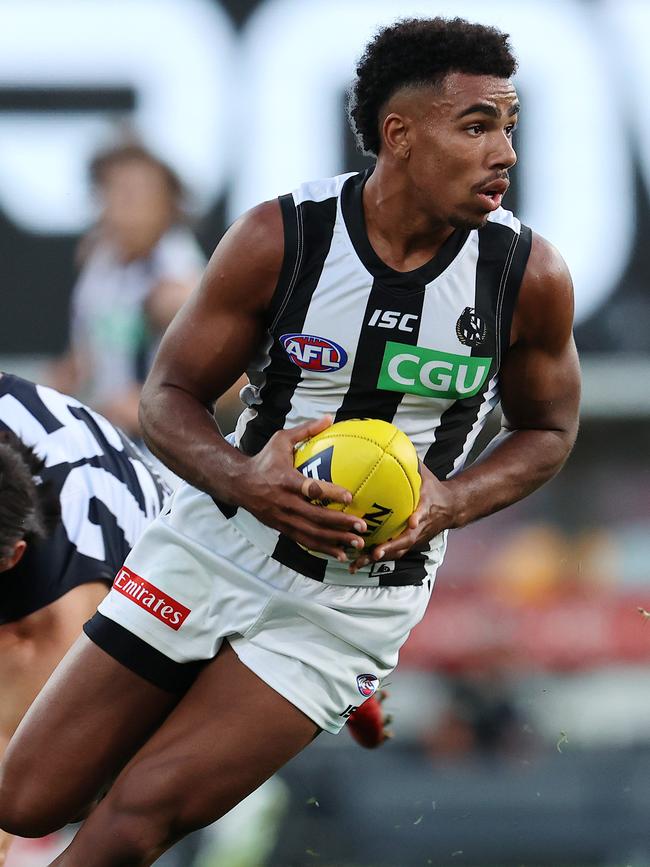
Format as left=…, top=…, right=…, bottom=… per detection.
left=98, top=482, right=433, bottom=733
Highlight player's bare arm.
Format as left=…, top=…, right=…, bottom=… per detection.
left=140, top=202, right=367, bottom=560
left=355, top=232, right=580, bottom=566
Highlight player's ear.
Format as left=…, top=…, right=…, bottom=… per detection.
left=0, top=539, right=27, bottom=572
left=382, top=113, right=411, bottom=160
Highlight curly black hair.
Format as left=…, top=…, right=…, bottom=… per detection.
left=348, top=17, right=518, bottom=156
left=0, top=431, right=59, bottom=561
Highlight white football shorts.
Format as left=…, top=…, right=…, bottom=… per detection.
left=85, top=482, right=436, bottom=734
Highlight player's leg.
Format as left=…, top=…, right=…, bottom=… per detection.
left=49, top=641, right=319, bottom=867
left=0, top=634, right=179, bottom=838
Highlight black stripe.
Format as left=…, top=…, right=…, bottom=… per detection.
left=335, top=282, right=426, bottom=423
left=84, top=613, right=204, bottom=694
left=497, top=224, right=532, bottom=364
left=240, top=194, right=337, bottom=579
left=266, top=194, right=301, bottom=328
left=0, top=86, right=135, bottom=112
left=69, top=405, right=147, bottom=511
left=271, top=535, right=329, bottom=581
left=239, top=196, right=337, bottom=457
left=341, top=169, right=470, bottom=289
left=0, top=374, right=65, bottom=434
left=424, top=222, right=530, bottom=481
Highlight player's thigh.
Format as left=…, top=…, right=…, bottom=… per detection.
left=0, top=634, right=178, bottom=835
left=89, top=642, right=319, bottom=834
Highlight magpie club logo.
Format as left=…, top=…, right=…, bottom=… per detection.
left=455, top=307, right=487, bottom=348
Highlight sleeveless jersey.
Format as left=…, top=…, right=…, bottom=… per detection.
left=0, top=373, right=169, bottom=623
left=228, top=169, right=532, bottom=588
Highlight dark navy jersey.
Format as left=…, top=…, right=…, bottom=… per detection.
left=0, top=373, right=169, bottom=624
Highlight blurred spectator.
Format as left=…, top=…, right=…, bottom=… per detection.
left=48, top=143, right=205, bottom=437
left=423, top=650, right=535, bottom=761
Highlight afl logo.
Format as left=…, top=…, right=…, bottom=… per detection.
left=356, top=673, right=379, bottom=698
left=280, top=333, right=348, bottom=372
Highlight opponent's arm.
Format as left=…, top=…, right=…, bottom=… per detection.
left=356, top=231, right=581, bottom=565
left=140, top=202, right=366, bottom=560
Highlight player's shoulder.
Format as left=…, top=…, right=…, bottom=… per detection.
left=291, top=171, right=357, bottom=206
left=487, top=208, right=568, bottom=277
left=512, top=229, right=575, bottom=346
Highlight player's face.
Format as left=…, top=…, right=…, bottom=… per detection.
left=403, top=73, right=519, bottom=229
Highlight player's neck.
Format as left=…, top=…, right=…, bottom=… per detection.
left=362, top=163, right=455, bottom=273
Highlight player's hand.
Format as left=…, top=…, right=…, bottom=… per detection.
left=349, top=461, right=456, bottom=571
left=237, top=415, right=367, bottom=561
left=346, top=691, right=393, bottom=748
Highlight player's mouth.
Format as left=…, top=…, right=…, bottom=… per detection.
left=475, top=177, right=509, bottom=212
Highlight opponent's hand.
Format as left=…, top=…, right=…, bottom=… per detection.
left=238, top=416, right=367, bottom=561
left=349, top=461, right=456, bottom=572
left=346, top=691, right=393, bottom=748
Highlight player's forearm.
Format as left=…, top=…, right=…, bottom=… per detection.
left=443, top=425, right=576, bottom=528
left=139, top=382, right=249, bottom=504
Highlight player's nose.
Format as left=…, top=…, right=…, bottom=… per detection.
left=488, top=134, right=517, bottom=170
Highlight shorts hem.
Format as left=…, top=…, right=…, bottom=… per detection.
left=84, top=612, right=204, bottom=694
left=228, top=637, right=344, bottom=735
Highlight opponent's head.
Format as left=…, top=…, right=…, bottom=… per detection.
left=348, top=17, right=519, bottom=228
left=0, top=433, right=53, bottom=573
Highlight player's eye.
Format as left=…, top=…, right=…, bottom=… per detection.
left=467, top=123, right=484, bottom=136
left=505, top=123, right=517, bottom=137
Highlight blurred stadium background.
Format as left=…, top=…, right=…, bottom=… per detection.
left=2, top=1, right=650, bottom=865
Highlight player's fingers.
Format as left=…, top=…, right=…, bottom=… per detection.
left=298, top=476, right=353, bottom=506
left=349, top=554, right=371, bottom=573
left=284, top=415, right=333, bottom=446
left=290, top=495, right=367, bottom=534
left=407, top=502, right=428, bottom=529
left=283, top=516, right=365, bottom=558
left=368, top=530, right=418, bottom=563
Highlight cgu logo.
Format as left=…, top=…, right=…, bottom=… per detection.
left=280, top=333, right=348, bottom=372
left=378, top=342, right=492, bottom=400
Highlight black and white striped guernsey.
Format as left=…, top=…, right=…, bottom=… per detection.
left=229, top=168, right=532, bottom=588
left=0, top=373, right=169, bottom=623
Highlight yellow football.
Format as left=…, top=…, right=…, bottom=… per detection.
left=293, top=418, right=421, bottom=550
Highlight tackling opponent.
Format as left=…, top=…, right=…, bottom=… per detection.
left=0, top=17, right=579, bottom=865
left=0, top=372, right=169, bottom=863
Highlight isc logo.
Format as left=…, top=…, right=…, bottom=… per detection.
left=280, top=333, right=348, bottom=372
left=368, top=309, right=419, bottom=333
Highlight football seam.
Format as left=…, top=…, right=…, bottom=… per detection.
left=345, top=451, right=417, bottom=514
left=341, top=451, right=385, bottom=509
